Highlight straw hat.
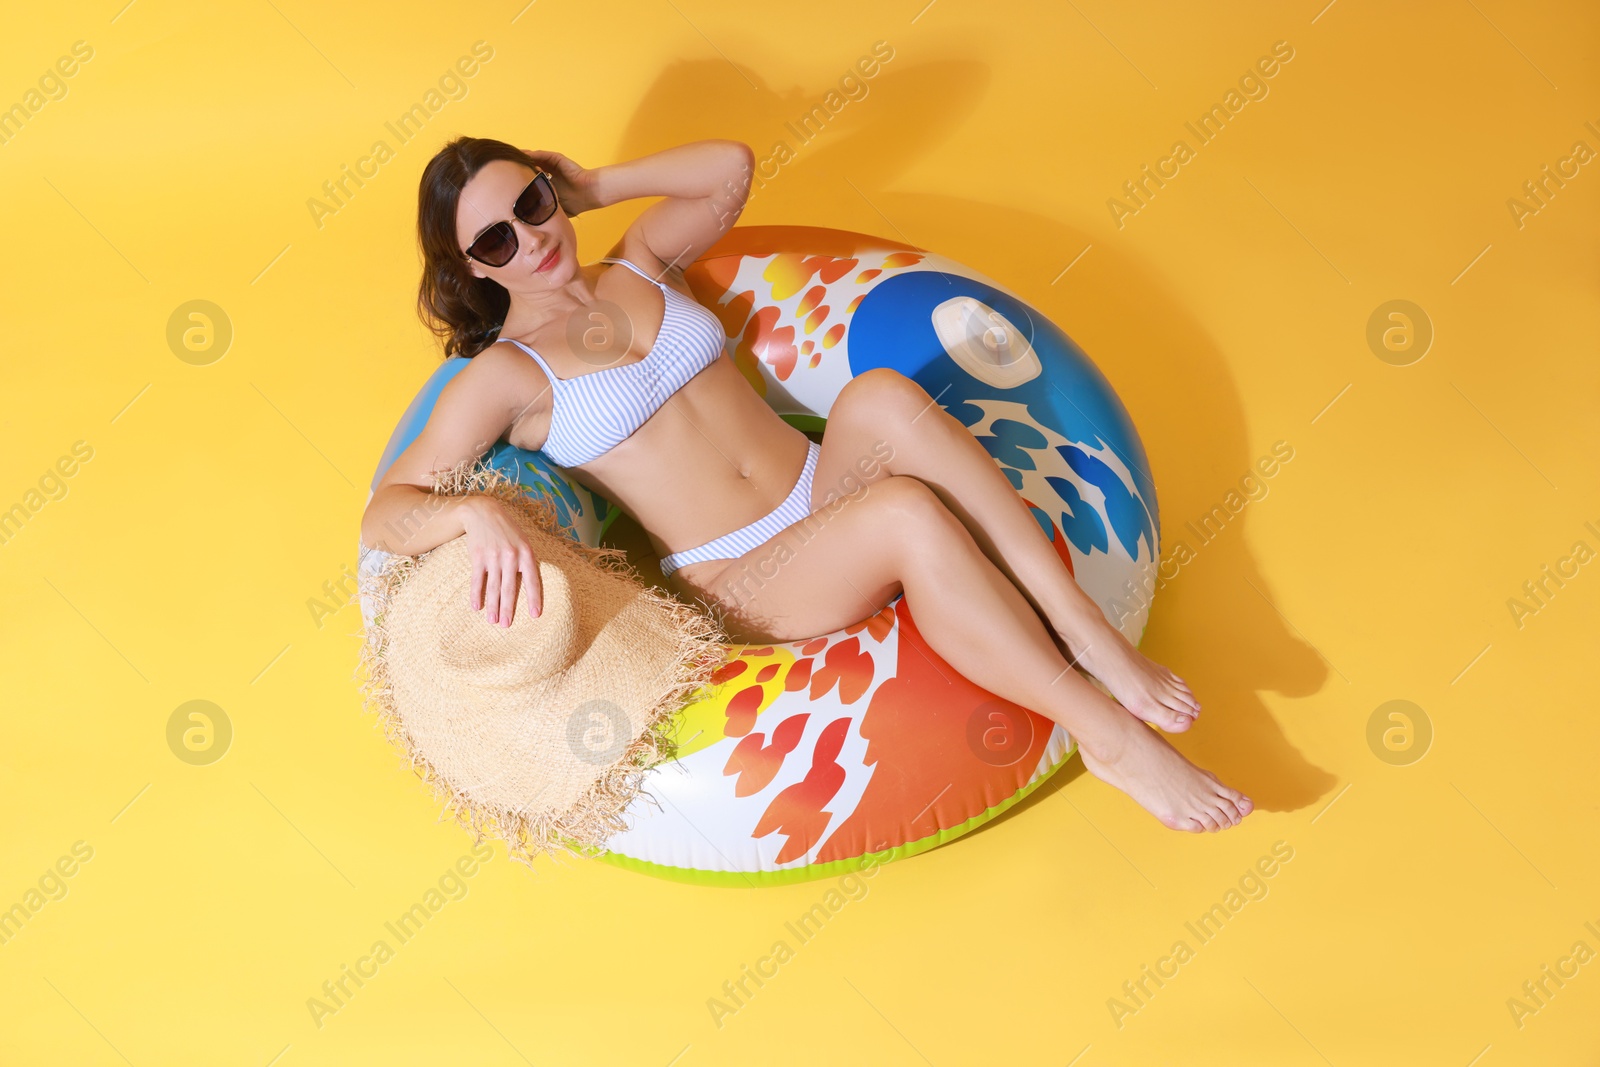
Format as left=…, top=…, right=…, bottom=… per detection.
left=356, top=458, right=727, bottom=869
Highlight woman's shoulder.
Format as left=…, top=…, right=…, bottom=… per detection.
left=447, top=340, right=552, bottom=413
left=466, top=337, right=549, bottom=380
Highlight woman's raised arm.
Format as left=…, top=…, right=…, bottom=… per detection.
left=527, top=139, right=753, bottom=276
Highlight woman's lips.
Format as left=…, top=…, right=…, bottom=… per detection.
left=535, top=248, right=558, bottom=272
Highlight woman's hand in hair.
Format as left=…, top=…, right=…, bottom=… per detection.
left=522, top=148, right=601, bottom=217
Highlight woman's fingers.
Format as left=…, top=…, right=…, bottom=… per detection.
left=497, top=551, right=518, bottom=627
left=480, top=555, right=502, bottom=625
left=460, top=499, right=542, bottom=626
left=469, top=557, right=484, bottom=612
left=524, top=149, right=571, bottom=179
left=520, top=548, right=543, bottom=619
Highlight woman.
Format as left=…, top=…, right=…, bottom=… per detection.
left=360, top=136, right=1254, bottom=833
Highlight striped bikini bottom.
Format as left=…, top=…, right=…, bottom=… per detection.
left=658, top=441, right=821, bottom=578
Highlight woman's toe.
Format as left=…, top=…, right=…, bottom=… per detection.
left=1217, top=784, right=1252, bottom=819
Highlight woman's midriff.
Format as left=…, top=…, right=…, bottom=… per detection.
left=554, top=356, right=812, bottom=559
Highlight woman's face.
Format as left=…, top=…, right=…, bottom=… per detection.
left=456, top=158, right=576, bottom=291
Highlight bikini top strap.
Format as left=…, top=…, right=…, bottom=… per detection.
left=600, top=256, right=668, bottom=290
left=501, top=337, right=564, bottom=386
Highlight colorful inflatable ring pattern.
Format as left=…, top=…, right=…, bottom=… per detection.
left=360, top=226, right=1162, bottom=887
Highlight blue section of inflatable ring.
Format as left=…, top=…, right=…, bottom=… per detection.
left=846, top=270, right=1160, bottom=563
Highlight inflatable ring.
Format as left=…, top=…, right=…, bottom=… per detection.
left=360, top=226, right=1161, bottom=886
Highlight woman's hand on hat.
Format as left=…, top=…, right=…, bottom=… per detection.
left=460, top=497, right=542, bottom=627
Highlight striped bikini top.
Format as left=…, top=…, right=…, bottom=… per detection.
left=502, top=257, right=726, bottom=468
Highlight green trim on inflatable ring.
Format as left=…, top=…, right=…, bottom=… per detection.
left=591, top=741, right=1078, bottom=887
left=779, top=412, right=828, bottom=434
left=596, top=505, right=622, bottom=540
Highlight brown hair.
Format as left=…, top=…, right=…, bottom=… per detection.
left=415, top=136, right=537, bottom=360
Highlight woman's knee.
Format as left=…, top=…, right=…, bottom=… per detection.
left=863, top=475, right=966, bottom=546
left=837, top=368, right=931, bottom=424
left=812, top=474, right=937, bottom=540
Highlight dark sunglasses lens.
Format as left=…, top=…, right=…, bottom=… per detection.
left=468, top=221, right=517, bottom=267
left=516, top=174, right=557, bottom=224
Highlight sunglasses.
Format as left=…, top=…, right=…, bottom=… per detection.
left=462, top=170, right=561, bottom=268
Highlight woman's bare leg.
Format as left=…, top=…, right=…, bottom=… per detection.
left=811, top=368, right=1200, bottom=733
left=671, top=475, right=1252, bottom=832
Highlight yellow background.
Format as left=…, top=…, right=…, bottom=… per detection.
left=3, top=0, right=1597, bottom=1063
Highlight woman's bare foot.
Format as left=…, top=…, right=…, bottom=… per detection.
left=1078, top=714, right=1252, bottom=832
left=1057, top=621, right=1201, bottom=733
